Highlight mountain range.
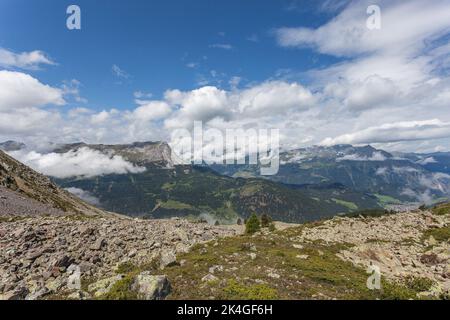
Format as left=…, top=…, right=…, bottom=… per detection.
left=1, top=141, right=449, bottom=223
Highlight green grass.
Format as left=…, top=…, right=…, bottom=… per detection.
left=423, top=226, right=450, bottom=243
left=99, top=275, right=138, bottom=300
left=332, top=199, right=358, bottom=211
left=431, top=202, right=450, bottom=216
left=159, top=200, right=193, bottom=210
left=115, top=262, right=137, bottom=274
left=374, top=194, right=402, bottom=206
left=344, top=209, right=396, bottom=218
left=82, top=220, right=437, bottom=300
left=156, top=226, right=426, bottom=300
left=222, top=280, right=278, bottom=300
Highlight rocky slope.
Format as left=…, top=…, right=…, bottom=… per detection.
left=0, top=149, right=238, bottom=300
left=0, top=215, right=236, bottom=300
left=296, top=209, right=449, bottom=298
left=0, top=150, right=103, bottom=217
left=117, top=207, right=448, bottom=300
left=0, top=202, right=448, bottom=300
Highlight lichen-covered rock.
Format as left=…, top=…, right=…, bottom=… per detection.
left=88, top=275, right=124, bottom=297
left=131, top=272, right=171, bottom=300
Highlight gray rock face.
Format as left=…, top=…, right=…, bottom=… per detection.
left=132, top=272, right=171, bottom=300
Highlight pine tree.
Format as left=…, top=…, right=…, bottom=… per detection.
left=245, top=213, right=261, bottom=234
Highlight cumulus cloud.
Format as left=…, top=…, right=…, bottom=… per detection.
left=0, top=48, right=55, bottom=70
left=4, top=0, right=450, bottom=156
left=131, top=101, right=172, bottom=122
left=9, top=147, right=146, bottom=178
left=273, top=0, right=450, bottom=152
left=237, top=81, right=316, bottom=115
left=0, top=70, right=64, bottom=111
left=164, top=86, right=229, bottom=129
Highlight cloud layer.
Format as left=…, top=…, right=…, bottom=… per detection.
left=9, top=148, right=146, bottom=179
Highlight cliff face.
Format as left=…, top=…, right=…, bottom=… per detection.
left=53, top=141, right=175, bottom=167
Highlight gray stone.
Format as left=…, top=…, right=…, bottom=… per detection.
left=25, top=287, right=50, bottom=300
left=88, top=275, right=124, bottom=298
left=160, top=251, right=177, bottom=269
left=132, top=272, right=171, bottom=300
left=201, top=274, right=219, bottom=283
left=90, top=238, right=106, bottom=251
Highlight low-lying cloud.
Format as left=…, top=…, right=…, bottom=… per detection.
left=8, top=147, right=146, bottom=179
left=65, top=187, right=101, bottom=206
left=337, top=151, right=387, bottom=162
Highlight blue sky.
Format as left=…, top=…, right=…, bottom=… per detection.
left=0, top=0, right=338, bottom=110
left=1, top=0, right=450, bottom=154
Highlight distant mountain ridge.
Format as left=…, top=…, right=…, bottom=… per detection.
left=211, top=144, right=450, bottom=204
left=2, top=140, right=450, bottom=222
left=0, top=140, right=26, bottom=152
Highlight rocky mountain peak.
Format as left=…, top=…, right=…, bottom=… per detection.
left=53, top=141, right=175, bottom=168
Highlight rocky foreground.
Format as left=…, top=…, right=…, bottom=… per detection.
left=0, top=206, right=449, bottom=300
left=0, top=215, right=236, bottom=300
left=297, top=210, right=450, bottom=298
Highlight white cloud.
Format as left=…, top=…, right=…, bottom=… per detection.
left=65, top=187, right=100, bottom=205
left=164, top=86, right=229, bottom=129
left=130, top=101, right=171, bottom=122
left=275, top=1, right=450, bottom=58
left=91, top=110, right=114, bottom=124
left=0, top=48, right=55, bottom=70
left=112, top=64, right=130, bottom=79
left=133, top=91, right=152, bottom=99
left=186, top=62, right=198, bottom=68
left=0, top=70, right=64, bottom=111
left=61, top=79, right=87, bottom=103
left=237, top=81, right=316, bottom=115
left=416, top=157, right=437, bottom=165
left=270, top=0, right=450, bottom=152
left=321, top=120, right=450, bottom=146
left=9, top=147, right=146, bottom=179
left=337, top=151, right=387, bottom=162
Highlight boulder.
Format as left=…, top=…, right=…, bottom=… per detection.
left=90, top=238, right=106, bottom=251
left=132, top=272, right=171, bottom=300
left=201, top=274, right=219, bottom=283
left=160, top=251, right=177, bottom=269
left=0, top=286, right=29, bottom=300
left=25, top=287, right=50, bottom=300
